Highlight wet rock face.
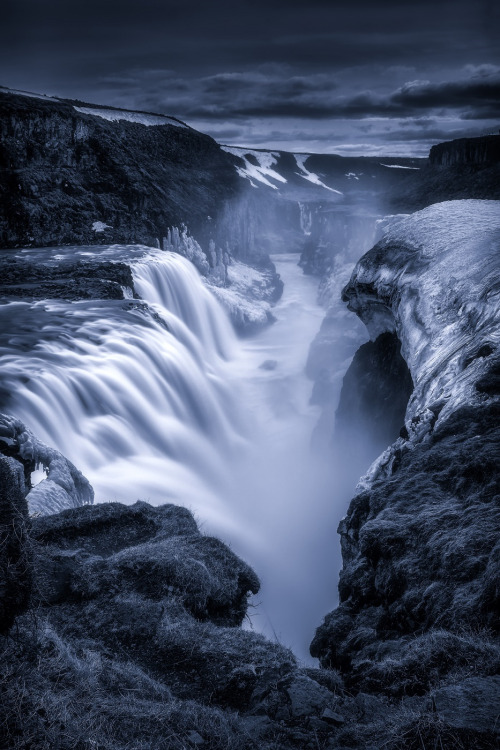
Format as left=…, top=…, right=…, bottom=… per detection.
left=334, top=331, right=413, bottom=463
left=0, top=454, right=31, bottom=634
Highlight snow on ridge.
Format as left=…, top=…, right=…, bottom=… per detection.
left=294, top=154, right=343, bottom=194
left=380, top=163, right=420, bottom=170
left=221, top=146, right=287, bottom=190
left=74, top=106, right=187, bottom=128
left=0, top=85, right=59, bottom=102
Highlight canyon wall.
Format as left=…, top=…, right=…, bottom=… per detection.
left=430, top=134, right=500, bottom=166
left=311, top=200, right=500, bottom=744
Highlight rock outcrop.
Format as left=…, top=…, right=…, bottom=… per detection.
left=430, top=134, right=500, bottom=167
left=0, top=413, right=94, bottom=514
left=311, top=200, right=500, bottom=745
left=1, top=500, right=350, bottom=749
left=0, top=90, right=240, bottom=251
left=0, top=454, right=31, bottom=634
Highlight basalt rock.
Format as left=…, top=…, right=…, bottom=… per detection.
left=429, top=135, right=500, bottom=167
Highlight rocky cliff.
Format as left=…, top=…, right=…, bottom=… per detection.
left=311, top=200, right=500, bottom=746
left=430, top=134, right=500, bottom=166
left=0, top=89, right=240, bottom=251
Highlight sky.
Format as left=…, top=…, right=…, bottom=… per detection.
left=1, top=0, right=499, bottom=156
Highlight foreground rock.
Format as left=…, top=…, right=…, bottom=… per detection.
left=311, top=200, right=500, bottom=746
left=0, top=455, right=31, bottom=634
left=1, top=501, right=350, bottom=750
left=0, top=412, right=94, bottom=514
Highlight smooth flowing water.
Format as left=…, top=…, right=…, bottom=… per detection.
left=0, top=247, right=350, bottom=662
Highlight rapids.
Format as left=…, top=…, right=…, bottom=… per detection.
left=0, top=246, right=356, bottom=662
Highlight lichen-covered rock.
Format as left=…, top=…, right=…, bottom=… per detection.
left=431, top=676, right=500, bottom=734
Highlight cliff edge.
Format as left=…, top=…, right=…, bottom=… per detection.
left=312, top=200, right=500, bottom=745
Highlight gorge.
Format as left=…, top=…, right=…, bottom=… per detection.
left=1, top=87, right=499, bottom=750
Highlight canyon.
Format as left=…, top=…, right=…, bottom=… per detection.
left=1, top=87, right=499, bottom=750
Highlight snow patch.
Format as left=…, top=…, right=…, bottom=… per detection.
left=206, top=259, right=277, bottom=333
left=221, top=146, right=287, bottom=190
left=345, top=172, right=361, bottom=180
left=380, top=163, right=420, bottom=170
left=74, top=107, right=187, bottom=128
left=0, top=86, right=59, bottom=102
left=294, top=155, right=343, bottom=194
left=92, top=221, right=112, bottom=233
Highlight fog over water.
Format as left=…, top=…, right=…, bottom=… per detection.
left=0, top=247, right=369, bottom=663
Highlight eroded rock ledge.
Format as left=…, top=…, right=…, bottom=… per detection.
left=342, top=199, right=500, bottom=488
left=311, top=199, right=500, bottom=746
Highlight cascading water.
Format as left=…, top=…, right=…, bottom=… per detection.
left=0, top=246, right=248, bottom=534
left=0, top=245, right=351, bottom=662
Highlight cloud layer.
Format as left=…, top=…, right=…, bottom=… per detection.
left=1, top=0, right=499, bottom=155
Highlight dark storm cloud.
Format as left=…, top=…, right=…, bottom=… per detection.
left=168, top=67, right=500, bottom=122
left=1, top=0, right=499, bottom=154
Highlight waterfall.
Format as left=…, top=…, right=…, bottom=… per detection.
left=298, top=201, right=313, bottom=236
left=0, top=245, right=347, bottom=661
left=0, top=247, right=246, bottom=533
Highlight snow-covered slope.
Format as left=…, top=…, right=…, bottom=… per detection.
left=220, top=146, right=287, bottom=189
left=294, top=154, right=343, bottom=194
left=74, top=106, right=188, bottom=128
left=342, top=199, right=500, bottom=484
left=220, top=145, right=424, bottom=197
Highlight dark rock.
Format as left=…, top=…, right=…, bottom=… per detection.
left=308, top=716, right=334, bottom=732
left=186, top=730, right=205, bottom=745
left=0, top=454, right=31, bottom=634
left=284, top=674, right=333, bottom=717
left=431, top=676, right=500, bottom=734
left=334, top=331, right=413, bottom=464
left=0, top=256, right=134, bottom=301
left=259, top=359, right=278, bottom=370
left=429, top=135, right=500, bottom=167
left=321, top=707, right=345, bottom=725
